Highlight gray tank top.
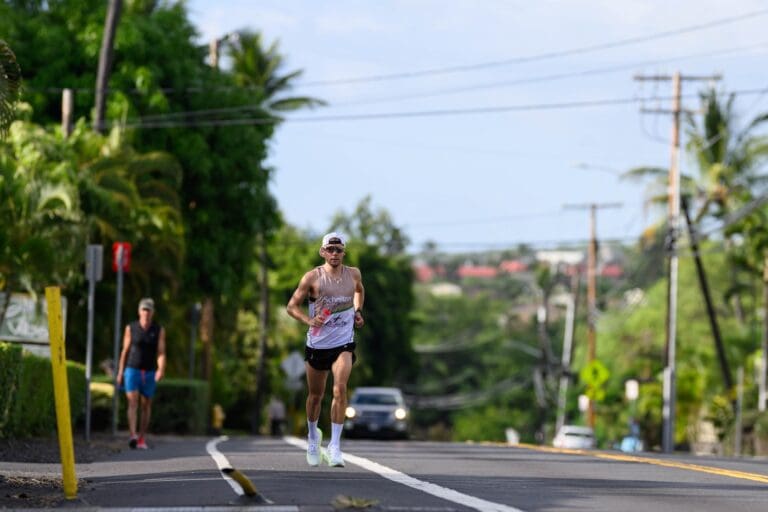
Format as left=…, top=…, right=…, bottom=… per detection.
left=307, top=266, right=356, bottom=349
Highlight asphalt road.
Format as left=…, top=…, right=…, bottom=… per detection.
left=4, top=435, right=767, bottom=511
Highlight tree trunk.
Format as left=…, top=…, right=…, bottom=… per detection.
left=252, top=235, right=270, bottom=434
left=200, top=297, right=214, bottom=383
left=93, top=0, right=122, bottom=133
left=724, top=237, right=746, bottom=327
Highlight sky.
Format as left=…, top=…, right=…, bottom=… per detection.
left=185, top=0, right=768, bottom=253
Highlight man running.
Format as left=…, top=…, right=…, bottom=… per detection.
left=286, top=232, right=365, bottom=467
left=116, top=298, right=166, bottom=449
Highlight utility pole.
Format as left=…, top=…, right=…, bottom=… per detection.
left=761, top=254, right=768, bottom=412
left=94, top=0, right=123, bottom=133
left=634, top=71, right=721, bottom=453
left=209, top=39, right=220, bottom=70
left=61, top=89, right=73, bottom=138
left=208, top=32, right=239, bottom=70
left=555, top=273, right=580, bottom=434
left=564, top=202, right=621, bottom=429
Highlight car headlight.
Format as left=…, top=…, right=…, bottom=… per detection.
left=394, top=407, right=407, bottom=420
left=345, top=406, right=356, bottom=418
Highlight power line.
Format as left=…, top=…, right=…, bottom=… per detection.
left=109, top=85, right=768, bottom=129
left=25, top=42, right=766, bottom=102
left=327, top=43, right=768, bottom=107
left=296, top=8, right=768, bottom=86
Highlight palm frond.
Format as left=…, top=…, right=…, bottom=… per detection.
left=0, top=40, right=21, bottom=136
left=621, top=166, right=668, bottom=182
left=268, top=96, right=327, bottom=112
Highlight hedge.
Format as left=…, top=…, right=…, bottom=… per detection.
left=0, top=343, right=23, bottom=434
left=91, top=375, right=210, bottom=435
left=0, top=342, right=209, bottom=437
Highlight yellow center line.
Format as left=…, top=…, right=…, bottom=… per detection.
left=513, top=442, right=768, bottom=484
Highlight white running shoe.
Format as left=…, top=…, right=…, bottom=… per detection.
left=326, top=444, right=345, bottom=467
left=306, top=428, right=323, bottom=466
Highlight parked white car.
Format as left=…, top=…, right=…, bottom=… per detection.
left=553, top=425, right=595, bottom=449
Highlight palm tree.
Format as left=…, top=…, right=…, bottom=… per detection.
left=684, top=90, right=768, bottom=221
left=0, top=40, right=21, bottom=136
left=226, top=30, right=325, bottom=112
left=75, top=125, right=185, bottom=294
left=624, top=88, right=768, bottom=324
left=624, top=88, right=768, bottom=221
left=224, top=30, right=324, bottom=431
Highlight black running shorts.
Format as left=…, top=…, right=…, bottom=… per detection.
left=305, top=342, right=357, bottom=371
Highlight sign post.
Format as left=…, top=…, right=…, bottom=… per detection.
left=84, top=244, right=103, bottom=442
left=111, top=242, right=131, bottom=435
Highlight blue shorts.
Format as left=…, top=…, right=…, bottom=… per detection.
left=124, top=367, right=157, bottom=398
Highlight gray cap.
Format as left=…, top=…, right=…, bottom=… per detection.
left=138, top=298, right=155, bottom=311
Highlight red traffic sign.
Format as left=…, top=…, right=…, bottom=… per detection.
left=112, top=242, right=132, bottom=272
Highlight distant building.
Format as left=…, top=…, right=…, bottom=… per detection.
left=600, top=263, right=624, bottom=278
left=535, top=250, right=585, bottom=267
left=499, top=260, right=528, bottom=273
left=429, top=282, right=463, bottom=296
left=413, top=263, right=435, bottom=283
left=457, top=264, right=498, bottom=279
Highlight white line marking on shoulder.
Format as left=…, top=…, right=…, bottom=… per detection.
left=283, top=436, right=525, bottom=512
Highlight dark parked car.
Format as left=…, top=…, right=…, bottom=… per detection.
left=344, top=387, right=409, bottom=439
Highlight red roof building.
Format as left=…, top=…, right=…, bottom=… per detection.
left=457, top=265, right=498, bottom=279
left=601, top=264, right=624, bottom=278
left=499, top=260, right=528, bottom=273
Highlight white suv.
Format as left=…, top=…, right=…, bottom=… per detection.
left=344, top=387, right=409, bottom=439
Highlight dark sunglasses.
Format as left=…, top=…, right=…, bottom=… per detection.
left=323, top=246, right=345, bottom=254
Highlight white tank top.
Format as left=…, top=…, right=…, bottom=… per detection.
left=306, top=266, right=356, bottom=349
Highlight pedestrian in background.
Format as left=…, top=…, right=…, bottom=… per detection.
left=117, top=298, right=166, bottom=449
left=268, top=396, right=287, bottom=436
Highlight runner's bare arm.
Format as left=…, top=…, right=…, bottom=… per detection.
left=353, top=267, right=365, bottom=328
left=287, top=271, right=320, bottom=327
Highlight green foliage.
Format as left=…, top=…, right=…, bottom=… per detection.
left=0, top=348, right=85, bottom=438
left=350, top=246, right=416, bottom=386
left=452, top=405, right=527, bottom=442
left=147, top=378, right=210, bottom=434
left=409, top=289, right=541, bottom=440
left=0, top=118, right=84, bottom=294
left=0, top=342, right=22, bottom=435
left=0, top=116, right=186, bottom=368
left=0, top=40, right=21, bottom=136
left=595, top=245, right=756, bottom=447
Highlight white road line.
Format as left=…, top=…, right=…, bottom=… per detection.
left=283, top=436, right=525, bottom=512
left=205, top=435, right=243, bottom=496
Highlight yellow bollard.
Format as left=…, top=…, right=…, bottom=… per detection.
left=212, top=403, right=226, bottom=434
left=45, top=286, right=77, bottom=499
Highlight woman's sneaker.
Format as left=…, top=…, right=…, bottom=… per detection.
left=326, top=444, right=345, bottom=467
left=306, top=429, right=323, bottom=466
left=136, top=436, right=148, bottom=450
left=129, top=435, right=138, bottom=449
